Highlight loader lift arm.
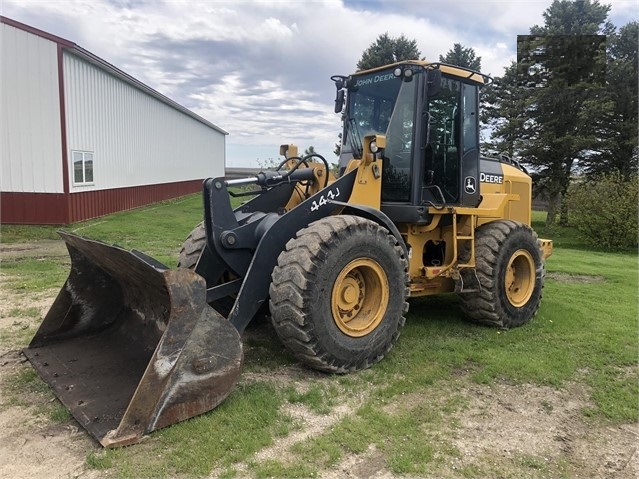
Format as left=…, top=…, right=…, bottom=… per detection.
left=197, top=168, right=359, bottom=334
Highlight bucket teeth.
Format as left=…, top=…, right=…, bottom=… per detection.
left=23, top=232, right=244, bottom=447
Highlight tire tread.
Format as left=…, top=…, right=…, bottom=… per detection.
left=270, top=216, right=409, bottom=373
left=459, top=220, right=544, bottom=329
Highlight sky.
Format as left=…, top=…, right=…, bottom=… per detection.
left=2, top=0, right=637, bottom=167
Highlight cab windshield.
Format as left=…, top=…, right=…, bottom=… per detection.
left=341, top=68, right=419, bottom=201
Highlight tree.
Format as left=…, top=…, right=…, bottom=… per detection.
left=530, top=0, right=614, bottom=35
left=356, top=33, right=421, bottom=71
left=582, top=21, right=638, bottom=179
left=516, top=0, right=612, bottom=226
left=480, top=61, right=526, bottom=158
left=439, top=43, right=481, bottom=70
left=566, top=172, right=638, bottom=249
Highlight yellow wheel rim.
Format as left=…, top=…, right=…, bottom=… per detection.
left=331, top=258, right=389, bottom=337
left=505, top=249, right=535, bottom=307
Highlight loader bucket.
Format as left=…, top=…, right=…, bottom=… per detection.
left=22, top=232, right=243, bottom=447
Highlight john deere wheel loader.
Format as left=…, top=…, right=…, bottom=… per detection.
left=24, top=60, right=552, bottom=447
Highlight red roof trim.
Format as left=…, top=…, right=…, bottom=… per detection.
left=1, top=15, right=75, bottom=48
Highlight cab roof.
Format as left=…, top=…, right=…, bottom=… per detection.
left=355, top=60, right=490, bottom=85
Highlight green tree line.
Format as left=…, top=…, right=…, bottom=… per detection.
left=483, top=0, right=637, bottom=226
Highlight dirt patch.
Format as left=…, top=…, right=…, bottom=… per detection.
left=320, top=382, right=637, bottom=479
left=0, top=351, right=101, bottom=479
left=0, top=241, right=100, bottom=479
left=0, top=239, right=68, bottom=260
left=447, top=382, right=637, bottom=478
left=0, top=284, right=58, bottom=338
left=546, top=271, right=606, bottom=283
left=323, top=445, right=392, bottom=479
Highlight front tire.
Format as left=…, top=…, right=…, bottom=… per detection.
left=459, top=220, right=544, bottom=329
left=269, top=216, right=409, bottom=373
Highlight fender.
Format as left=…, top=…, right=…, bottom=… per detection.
left=331, top=201, right=409, bottom=258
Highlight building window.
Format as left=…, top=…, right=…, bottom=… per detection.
left=72, top=150, right=94, bottom=185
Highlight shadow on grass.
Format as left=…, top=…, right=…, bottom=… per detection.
left=407, top=293, right=465, bottom=325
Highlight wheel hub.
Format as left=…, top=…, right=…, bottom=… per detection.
left=332, top=258, right=389, bottom=337
left=339, top=279, right=360, bottom=308
left=505, top=249, right=535, bottom=307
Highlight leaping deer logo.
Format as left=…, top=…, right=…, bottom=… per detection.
left=464, top=176, right=476, bottom=194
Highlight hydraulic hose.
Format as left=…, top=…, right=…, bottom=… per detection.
left=225, top=167, right=316, bottom=187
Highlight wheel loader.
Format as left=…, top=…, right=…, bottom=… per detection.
left=23, top=60, right=553, bottom=447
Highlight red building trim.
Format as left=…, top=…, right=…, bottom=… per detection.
left=1, top=192, right=69, bottom=224
left=1, top=180, right=203, bottom=225
left=58, top=44, right=70, bottom=198
left=0, top=16, right=75, bottom=48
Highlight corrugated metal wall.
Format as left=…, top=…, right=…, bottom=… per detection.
left=63, top=53, right=225, bottom=193
left=0, top=23, right=63, bottom=193
left=1, top=179, right=202, bottom=225
left=67, top=180, right=203, bottom=223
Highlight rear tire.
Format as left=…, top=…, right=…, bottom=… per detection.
left=178, top=222, right=206, bottom=269
left=459, top=220, right=544, bottom=329
left=178, top=223, right=236, bottom=316
left=269, top=216, right=409, bottom=373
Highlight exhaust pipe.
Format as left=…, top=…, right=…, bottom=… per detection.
left=23, top=232, right=243, bottom=447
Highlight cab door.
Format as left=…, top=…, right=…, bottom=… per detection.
left=459, top=82, right=480, bottom=207
left=422, top=77, right=480, bottom=207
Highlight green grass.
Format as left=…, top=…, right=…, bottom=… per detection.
left=65, top=193, right=205, bottom=264
left=0, top=194, right=204, bottom=293
left=6, top=307, right=41, bottom=318
left=284, top=381, right=339, bottom=415
left=1, top=258, right=70, bottom=292
left=291, top=400, right=440, bottom=475
left=1, top=204, right=637, bottom=478
left=87, top=381, right=293, bottom=478
left=0, top=225, right=61, bottom=243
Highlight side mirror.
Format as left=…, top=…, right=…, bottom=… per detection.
left=334, top=89, right=345, bottom=113
left=427, top=69, right=442, bottom=98
left=331, top=75, right=347, bottom=113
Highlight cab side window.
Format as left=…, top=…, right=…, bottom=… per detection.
left=425, top=78, right=461, bottom=201
left=462, top=83, right=478, bottom=154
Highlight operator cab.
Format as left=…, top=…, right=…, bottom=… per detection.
left=334, top=61, right=490, bottom=224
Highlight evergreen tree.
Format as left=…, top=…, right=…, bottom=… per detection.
left=480, top=62, right=525, bottom=158
left=516, top=0, right=611, bottom=225
left=584, top=21, right=639, bottom=179
left=356, top=33, right=421, bottom=71
left=439, top=43, right=482, bottom=70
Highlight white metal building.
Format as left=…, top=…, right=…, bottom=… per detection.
left=1, top=16, right=227, bottom=224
